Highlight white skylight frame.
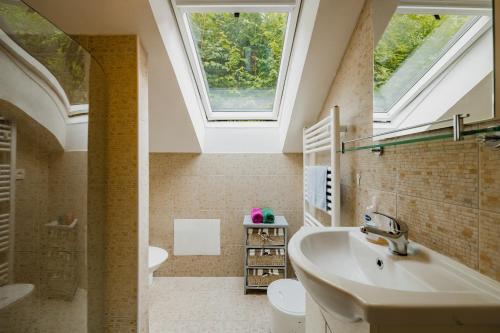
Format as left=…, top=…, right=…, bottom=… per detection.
left=68, top=104, right=89, bottom=117
left=172, top=0, right=301, bottom=121
left=373, top=5, right=493, bottom=124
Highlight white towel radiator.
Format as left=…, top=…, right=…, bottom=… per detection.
left=303, top=107, right=343, bottom=227
left=0, top=117, right=16, bottom=286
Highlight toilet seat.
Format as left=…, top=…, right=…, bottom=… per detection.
left=0, top=283, right=34, bottom=310
left=267, top=279, right=305, bottom=316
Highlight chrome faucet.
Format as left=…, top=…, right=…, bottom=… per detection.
left=360, top=212, right=409, bottom=256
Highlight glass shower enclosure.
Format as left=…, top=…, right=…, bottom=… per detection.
left=0, top=1, right=104, bottom=331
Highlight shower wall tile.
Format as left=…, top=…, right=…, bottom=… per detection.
left=354, top=188, right=397, bottom=226
left=150, top=153, right=303, bottom=277
left=340, top=184, right=356, bottom=227
left=357, top=147, right=398, bottom=192
left=339, top=149, right=357, bottom=187
left=86, top=52, right=108, bottom=333
left=168, top=153, right=202, bottom=176
left=48, top=151, right=88, bottom=289
left=171, top=208, right=225, bottom=221
left=7, top=108, right=87, bottom=331
left=199, top=154, right=226, bottom=175
left=320, top=0, right=373, bottom=140
left=198, top=176, right=226, bottom=210
left=221, top=210, right=247, bottom=246
left=224, top=175, right=258, bottom=211
left=317, top=0, right=500, bottom=281
left=150, top=213, right=173, bottom=250
left=222, top=245, right=245, bottom=276
left=171, top=176, right=203, bottom=210
left=149, top=177, right=174, bottom=213
left=398, top=139, right=479, bottom=208
left=223, top=154, right=268, bottom=176
left=480, top=144, right=500, bottom=213
left=479, top=210, right=500, bottom=280
left=270, top=154, right=303, bottom=176
left=13, top=208, right=37, bottom=252
left=283, top=210, right=304, bottom=240
left=13, top=251, right=37, bottom=284
left=14, top=118, right=50, bottom=288
left=398, top=195, right=479, bottom=270
left=85, top=35, right=148, bottom=332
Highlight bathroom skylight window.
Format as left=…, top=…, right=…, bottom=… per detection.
left=0, top=1, right=89, bottom=116
left=374, top=12, right=488, bottom=118
left=173, top=1, right=300, bottom=121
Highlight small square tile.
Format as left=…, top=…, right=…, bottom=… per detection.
left=149, top=278, right=271, bottom=333
left=479, top=210, right=500, bottom=280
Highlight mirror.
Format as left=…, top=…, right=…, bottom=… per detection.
left=373, top=0, right=494, bottom=138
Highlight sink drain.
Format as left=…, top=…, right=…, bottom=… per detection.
left=376, top=257, right=384, bottom=270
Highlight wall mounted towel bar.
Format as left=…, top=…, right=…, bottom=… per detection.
left=342, top=114, right=470, bottom=153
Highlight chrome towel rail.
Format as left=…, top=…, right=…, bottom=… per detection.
left=342, top=114, right=470, bottom=153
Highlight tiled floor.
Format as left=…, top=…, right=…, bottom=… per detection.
left=28, top=288, right=87, bottom=333
left=149, top=277, right=272, bottom=333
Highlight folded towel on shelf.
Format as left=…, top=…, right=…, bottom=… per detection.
left=306, top=165, right=329, bottom=212
left=262, top=208, right=275, bottom=224
left=251, top=207, right=263, bottom=224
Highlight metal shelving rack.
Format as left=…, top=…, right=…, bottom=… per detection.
left=243, top=215, right=288, bottom=294
left=42, top=219, right=79, bottom=300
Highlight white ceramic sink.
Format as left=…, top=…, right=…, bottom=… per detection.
left=288, top=227, right=500, bottom=326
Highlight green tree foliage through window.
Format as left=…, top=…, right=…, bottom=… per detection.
left=188, top=12, right=288, bottom=112
left=0, top=1, right=88, bottom=106
left=374, top=14, right=445, bottom=89
left=373, top=13, right=473, bottom=114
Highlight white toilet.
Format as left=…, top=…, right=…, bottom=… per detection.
left=148, top=246, right=168, bottom=285
left=0, top=283, right=35, bottom=333
left=267, top=279, right=306, bottom=333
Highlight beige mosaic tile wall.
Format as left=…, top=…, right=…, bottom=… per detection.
left=2, top=106, right=89, bottom=332
left=318, top=0, right=500, bottom=281
left=149, top=153, right=303, bottom=277
left=83, top=35, right=148, bottom=333
left=12, top=112, right=87, bottom=290
left=48, top=151, right=88, bottom=289
left=14, top=118, right=50, bottom=287
left=86, top=54, right=107, bottom=333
